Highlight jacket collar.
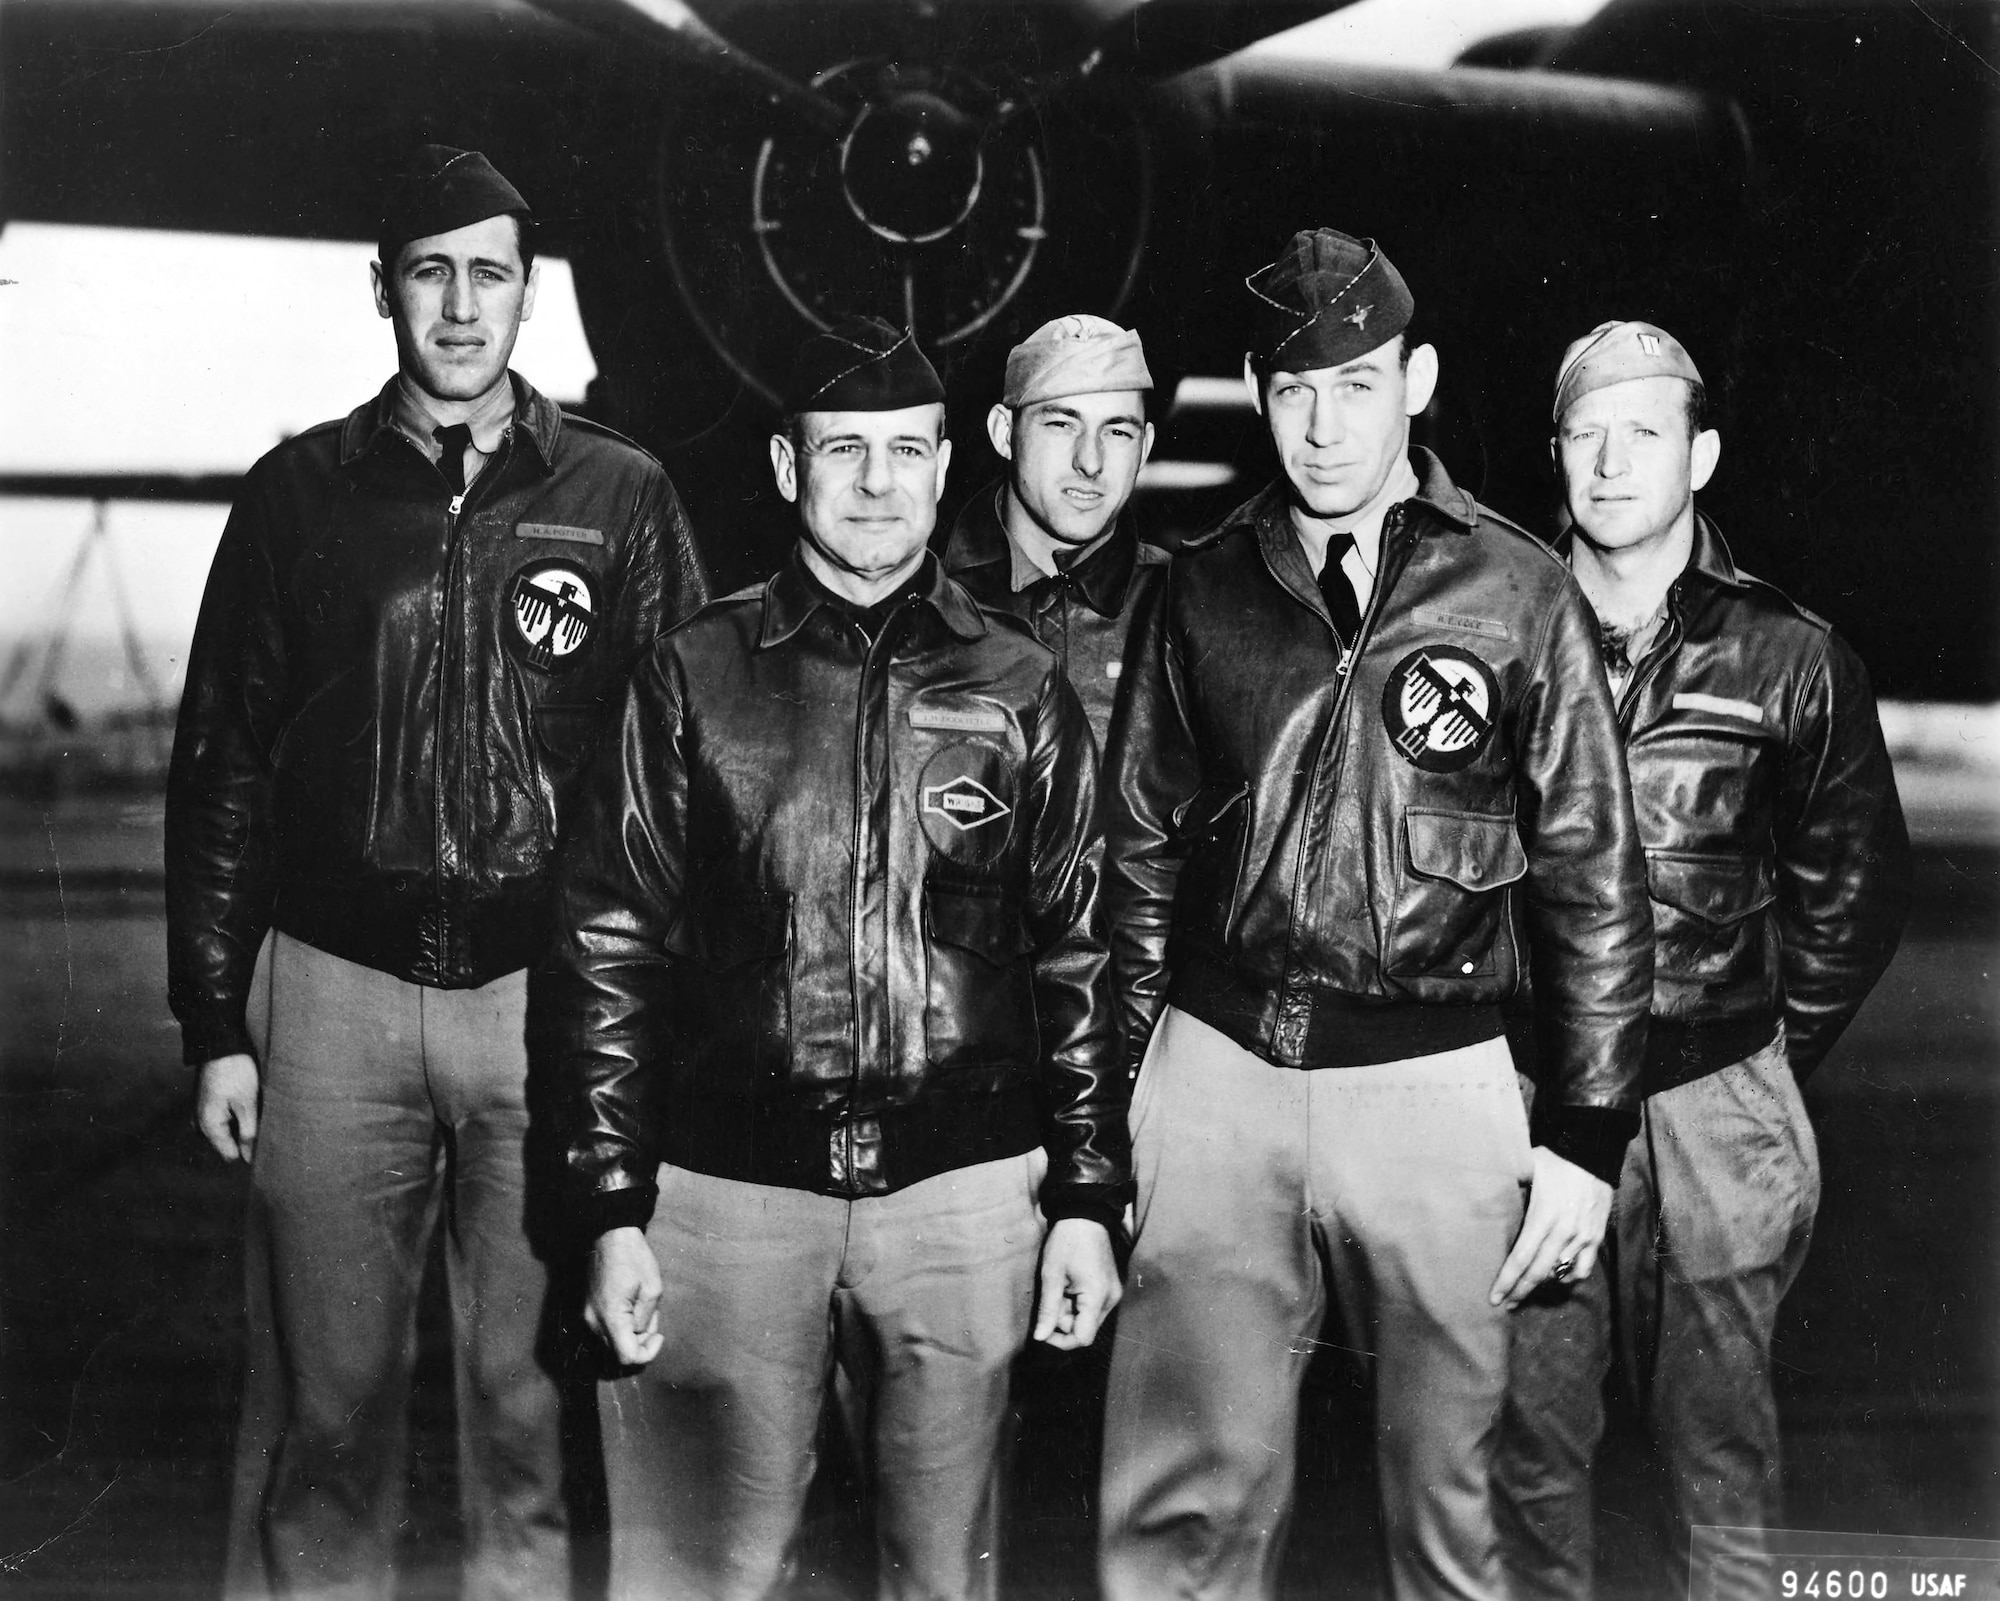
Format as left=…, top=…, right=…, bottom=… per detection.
left=942, top=479, right=1139, bottom=619
left=339, top=371, right=562, bottom=474
left=1236, top=446, right=1472, bottom=600
left=759, top=545, right=988, bottom=650
left=1230, top=446, right=1476, bottom=547
left=1553, top=510, right=1751, bottom=593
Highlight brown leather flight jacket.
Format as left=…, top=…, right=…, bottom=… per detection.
left=1103, top=451, right=1653, bottom=1117
left=166, top=375, right=707, bottom=1065
left=941, top=481, right=1169, bottom=755
left=541, top=554, right=1130, bottom=1238
left=1559, top=516, right=1910, bottom=1092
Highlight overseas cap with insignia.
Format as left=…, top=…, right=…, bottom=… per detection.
left=1245, top=228, right=1415, bottom=374
left=1553, top=320, right=1703, bottom=423
left=783, top=314, right=946, bottom=413
left=1002, top=314, right=1154, bottom=408
left=379, top=144, right=531, bottom=262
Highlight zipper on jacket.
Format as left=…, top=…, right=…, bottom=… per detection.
left=1276, top=504, right=1414, bottom=1050
left=1614, top=582, right=1686, bottom=738
left=844, top=610, right=893, bottom=1175
left=432, top=460, right=491, bottom=980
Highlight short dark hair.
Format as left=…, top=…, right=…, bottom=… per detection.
left=377, top=211, right=535, bottom=275
left=1683, top=378, right=1708, bottom=438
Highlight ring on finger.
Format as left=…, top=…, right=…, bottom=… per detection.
left=1551, top=1256, right=1576, bottom=1282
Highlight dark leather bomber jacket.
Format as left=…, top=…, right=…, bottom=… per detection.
left=166, top=374, right=707, bottom=1065
left=542, top=553, right=1131, bottom=1237
left=1565, top=516, right=1910, bottom=1093
left=942, top=480, right=1169, bottom=754
left=1102, top=450, right=1653, bottom=1120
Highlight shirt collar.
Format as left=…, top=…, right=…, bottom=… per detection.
left=759, top=545, right=987, bottom=650
left=1289, top=454, right=1420, bottom=576
left=943, top=478, right=1139, bottom=619
left=340, top=371, right=562, bottom=474
left=388, top=372, right=516, bottom=460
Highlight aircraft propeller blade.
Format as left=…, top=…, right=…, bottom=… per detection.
left=526, top=0, right=849, bottom=136
left=1090, top=0, right=1363, bottom=81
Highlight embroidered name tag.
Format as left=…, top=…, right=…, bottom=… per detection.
left=1673, top=691, right=1765, bottom=724
left=1414, top=606, right=1511, bottom=641
left=515, top=523, right=604, bottom=545
left=909, top=703, right=1009, bottom=733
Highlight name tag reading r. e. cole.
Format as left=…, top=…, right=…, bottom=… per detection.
left=1414, top=606, right=1511, bottom=641
left=908, top=702, right=1010, bottom=733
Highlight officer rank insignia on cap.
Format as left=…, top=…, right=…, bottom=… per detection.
left=1381, top=646, right=1500, bottom=772
left=510, top=559, right=595, bottom=672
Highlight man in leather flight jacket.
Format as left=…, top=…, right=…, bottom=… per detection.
left=1495, top=323, right=1910, bottom=1601
left=165, top=148, right=707, bottom=1598
left=1095, top=230, right=1654, bottom=1601
left=543, top=317, right=1129, bottom=1601
left=942, top=313, right=1168, bottom=755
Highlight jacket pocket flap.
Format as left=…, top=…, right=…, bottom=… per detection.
left=1646, top=852, right=1776, bottom=927
left=693, top=890, right=792, bottom=969
left=1405, top=809, right=1527, bottom=891
left=533, top=704, right=601, bottom=766
left=1173, top=780, right=1250, bottom=841
left=925, top=885, right=1033, bottom=963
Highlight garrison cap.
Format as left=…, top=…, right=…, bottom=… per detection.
left=1245, top=228, right=1414, bottom=374
left=783, top=315, right=946, bottom=413
left=1553, top=320, right=1704, bottom=423
left=379, top=145, right=530, bottom=262
left=1002, top=314, right=1153, bottom=408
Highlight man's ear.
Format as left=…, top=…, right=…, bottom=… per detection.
left=769, top=432, right=799, bottom=504
left=986, top=403, right=1015, bottom=461
left=1139, top=419, right=1157, bottom=470
left=521, top=260, right=541, bottom=323
left=1403, top=343, right=1439, bottom=416
left=1241, top=354, right=1264, bottom=417
left=1690, top=428, right=1721, bottom=493
left=371, top=259, right=393, bottom=321
left=933, top=436, right=953, bottom=500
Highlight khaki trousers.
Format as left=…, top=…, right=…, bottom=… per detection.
left=1099, top=1007, right=1532, bottom=1601
left=224, top=933, right=568, bottom=1601
left=600, top=1154, right=1046, bottom=1601
left=1496, top=1035, right=1820, bottom=1601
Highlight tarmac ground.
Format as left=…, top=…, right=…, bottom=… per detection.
left=1, top=789, right=1994, bottom=1599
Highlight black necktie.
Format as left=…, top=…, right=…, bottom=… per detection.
left=1317, top=533, right=1361, bottom=644
left=434, top=424, right=473, bottom=495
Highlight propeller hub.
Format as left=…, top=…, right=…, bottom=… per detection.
left=841, top=91, right=984, bottom=245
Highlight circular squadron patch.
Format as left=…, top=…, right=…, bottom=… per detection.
left=1381, top=645, right=1500, bottom=773
left=918, top=743, right=1017, bottom=866
left=509, top=560, right=596, bottom=674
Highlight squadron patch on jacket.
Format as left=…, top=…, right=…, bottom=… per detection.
left=1382, top=645, right=1500, bottom=773
left=509, top=559, right=595, bottom=673
left=918, top=743, right=1016, bottom=865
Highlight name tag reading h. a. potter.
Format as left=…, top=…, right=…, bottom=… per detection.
left=908, top=702, right=1010, bottom=734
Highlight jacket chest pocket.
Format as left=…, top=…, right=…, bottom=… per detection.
left=1647, top=851, right=1776, bottom=993
left=1384, top=808, right=1527, bottom=988
left=922, top=883, right=1038, bottom=1087
left=686, top=889, right=794, bottom=1086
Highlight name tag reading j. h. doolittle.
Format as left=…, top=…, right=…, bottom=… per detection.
left=908, top=702, right=1010, bottom=734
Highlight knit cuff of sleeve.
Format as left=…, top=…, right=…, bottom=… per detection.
left=1530, top=1104, right=1640, bottom=1188
left=182, top=1010, right=255, bottom=1068
left=581, top=1181, right=660, bottom=1242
